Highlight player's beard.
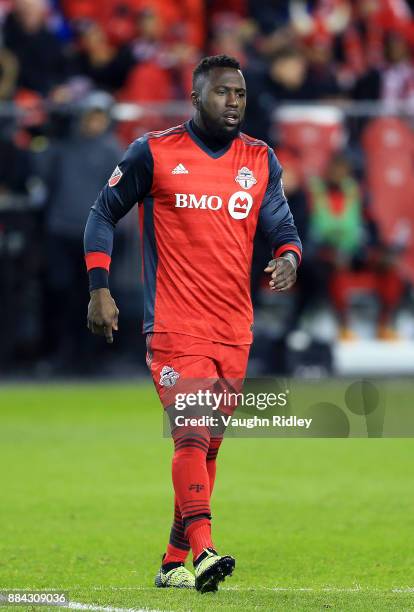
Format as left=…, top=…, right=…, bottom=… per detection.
left=199, top=106, right=241, bottom=144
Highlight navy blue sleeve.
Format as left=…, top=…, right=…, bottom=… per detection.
left=259, top=148, right=302, bottom=263
left=84, top=135, right=153, bottom=289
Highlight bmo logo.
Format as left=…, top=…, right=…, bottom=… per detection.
left=175, top=193, right=222, bottom=210
left=174, top=191, right=253, bottom=220
left=227, top=191, right=253, bottom=220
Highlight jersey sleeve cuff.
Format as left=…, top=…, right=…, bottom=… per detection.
left=88, top=268, right=109, bottom=291
left=85, top=251, right=111, bottom=271
left=274, top=244, right=302, bottom=265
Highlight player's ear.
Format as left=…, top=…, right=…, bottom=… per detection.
left=191, top=91, right=200, bottom=109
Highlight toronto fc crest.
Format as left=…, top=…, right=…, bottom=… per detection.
left=235, top=167, right=257, bottom=190
left=159, top=365, right=180, bottom=387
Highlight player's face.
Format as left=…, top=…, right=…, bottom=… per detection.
left=196, top=68, right=246, bottom=142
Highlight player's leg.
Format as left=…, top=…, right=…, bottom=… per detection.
left=164, top=438, right=220, bottom=564
left=216, top=341, right=251, bottom=385
left=146, top=333, right=194, bottom=587
left=177, top=351, right=250, bottom=593
left=190, top=342, right=251, bottom=590
left=205, top=342, right=250, bottom=498
left=148, top=332, right=229, bottom=589
left=171, top=419, right=213, bottom=555
left=174, top=343, right=250, bottom=593
left=164, top=496, right=190, bottom=563
left=206, top=436, right=223, bottom=497
left=169, top=403, right=236, bottom=594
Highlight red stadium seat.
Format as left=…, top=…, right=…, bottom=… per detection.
left=274, top=105, right=345, bottom=179
left=362, top=117, right=414, bottom=283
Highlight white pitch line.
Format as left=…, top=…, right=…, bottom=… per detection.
left=51, top=587, right=414, bottom=612
left=220, top=586, right=414, bottom=594
left=64, top=603, right=165, bottom=612
left=63, top=585, right=414, bottom=594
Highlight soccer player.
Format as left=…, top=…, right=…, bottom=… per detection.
left=84, top=55, right=302, bottom=593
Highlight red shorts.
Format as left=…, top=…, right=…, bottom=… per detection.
left=146, top=332, right=250, bottom=414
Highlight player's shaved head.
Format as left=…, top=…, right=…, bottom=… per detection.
left=191, top=55, right=246, bottom=144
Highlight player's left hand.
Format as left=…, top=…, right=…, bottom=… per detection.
left=264, top=255, right=297, bottom=292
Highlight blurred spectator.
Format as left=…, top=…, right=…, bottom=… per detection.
left=279, top=149, right=309, bottom=248
left=117, top=5, right=201, bottom=105
left=0, top=115, right=30, bottom=194
left=0, top=47, right=18, bottom=100
left=248, top=0, right=290, bottom=35
left=245, top=46, right=320, bottom=143
left=137, top=0, right=205, bottom=50
left=125, top=7, right=175, bottom=100
left=63, top=0, right=205, bottom=49
left=305, top=40, right=342, bottom=99
left=262, top=43, right=343, bottom=103
left=210, top=0, right=248, bottom=20
left=382, top=31, right=414, bottom=106
left=0, top=105, right=42, bottom=368
left=13, top=88, right=48, bottom=141
left=308, top=152, right=404, bottom=339
left=104, top=4, right=137, bottom=47
left=61, top=0, right=99, bottom=22
left=209, top=13, right=248, bottom=63
left=3, top=0, right=67, bottom=95
left=333, top=2, right=385, bottom=94
left=309, top=153, right=364, bottom=261
left=41, top=92, right=122, bottom=371
left=351, top=29, right=414, bottom=102
left=72, top=20, right=135, bottom=92
left=277, top=149, right=312, bottom=329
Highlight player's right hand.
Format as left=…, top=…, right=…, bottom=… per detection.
left=87, top=288, right=119, bottom=344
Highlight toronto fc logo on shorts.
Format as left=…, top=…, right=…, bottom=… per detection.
left=159, top=365, right=180, bottom=387
left=235, top=167, right=257, bottom=190
left=108, top=165, right=123, bottom=187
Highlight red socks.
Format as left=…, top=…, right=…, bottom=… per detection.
left=164, top=431, right=224, bottom=564
left=164, top=543, right=188, bottom=564
left=172, top=446, right=211, bottom=523
left=206, top=437, right=223, bottom=496
left=186, top=519, right=213, bottom=561
left=163, top=496, right=189, bottom=564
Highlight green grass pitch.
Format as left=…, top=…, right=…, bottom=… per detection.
left=1, top=382, right=414, bottom=611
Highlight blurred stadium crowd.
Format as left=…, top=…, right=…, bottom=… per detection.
left=1, top=0, right=414, bottom=377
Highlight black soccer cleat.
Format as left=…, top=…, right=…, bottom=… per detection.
left=193, top=548, right=235, bottom=593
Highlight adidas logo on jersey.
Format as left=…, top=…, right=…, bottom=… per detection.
left=172, top=163, right=189, bottom=174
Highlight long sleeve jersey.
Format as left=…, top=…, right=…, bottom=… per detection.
left=84, top=120, right=302, bottom=345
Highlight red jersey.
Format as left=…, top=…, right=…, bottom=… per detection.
left=84, top=121, right=302, bottom=345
